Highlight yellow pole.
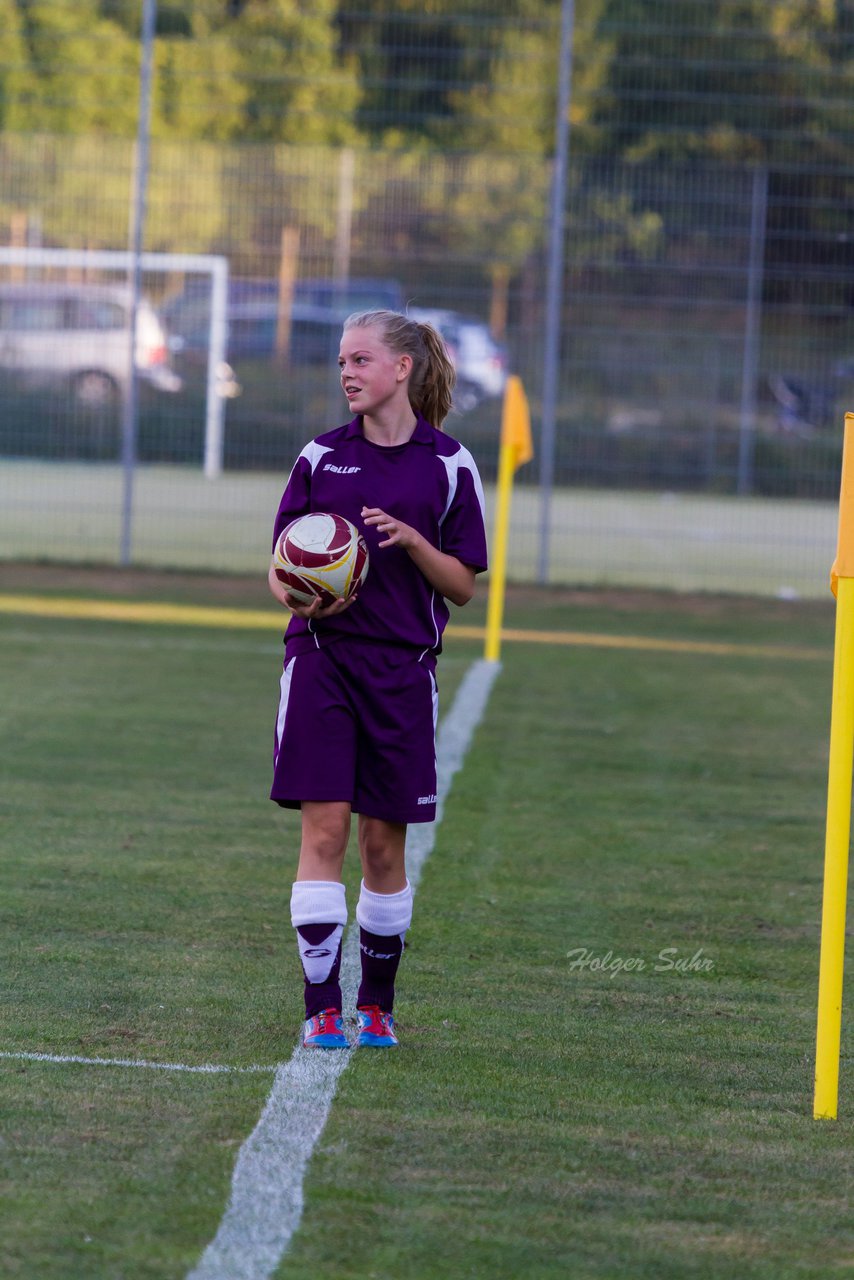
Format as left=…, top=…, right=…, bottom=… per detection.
left=485, top=435, right=515, bottom=662
left=484, top=376, right=532, bottom=663
left=814, top=412, right=854, bottom=1119
left=815, top=578, right=854, bottom=1117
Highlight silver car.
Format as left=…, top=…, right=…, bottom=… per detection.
left=408, top=307, right=508, bottom=411
left=0, top=281, right=182, bottom=408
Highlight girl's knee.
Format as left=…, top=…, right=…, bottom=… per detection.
left=299, top=802, right=350, bottom=872
left=359, top=818, right=406, bottom=884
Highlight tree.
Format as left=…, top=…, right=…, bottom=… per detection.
left=337, top=0, right=465, bottom=146
left=153, top=21, right=249, bottom=141
left=588, top=0, right=854, bottom=311
left=0, top=0, right=32, bottom=132
left=10, top=0, right=139, bottom=134
left=217, top=0, right=361, bottom=144
left=3, top=0, right=360, bottom=145
left=589, top=0, right=854, bottom=167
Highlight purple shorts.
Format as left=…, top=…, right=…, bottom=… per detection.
left=271, top=640, right=439, bottom=824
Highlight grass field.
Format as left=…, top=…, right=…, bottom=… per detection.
left=1, top=565, right=852, bottom=1279
left=0, top=459, right=840, bottom=597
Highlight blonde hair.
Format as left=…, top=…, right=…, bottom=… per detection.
left=342, top=309, right=456, bottom=430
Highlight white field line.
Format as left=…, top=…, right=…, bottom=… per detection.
left=0, top=1050, right=275, bottom=1075
left=186, top=657, right=501, bottom=1280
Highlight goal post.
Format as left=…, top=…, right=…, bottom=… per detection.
left=0, top=246, right=230, bottom=478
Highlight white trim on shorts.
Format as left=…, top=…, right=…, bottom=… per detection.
left=274, top=656, right=297, bottom=769
left=428, top=665, right=439, bottom=783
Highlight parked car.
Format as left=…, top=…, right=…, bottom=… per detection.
left=231, top=302, right=343, bottom=363
left=161, top=276, right=405, bottom=362
left=408, top=307, right=508, bottom=411
left=293, top=277, right=405, bottom=317
left=210, top=275, right=405, bottom=318
left=163, top=296, right=342, bottom=367
left=0, top=281, right=182, bottom=408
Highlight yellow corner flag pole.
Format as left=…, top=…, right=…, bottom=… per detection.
left=484, top=376, right=533, bottom=663
left=814, top=411, right=854, bottom=1119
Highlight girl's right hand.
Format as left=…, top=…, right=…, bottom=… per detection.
left=268, top=561, right=353, bottom=618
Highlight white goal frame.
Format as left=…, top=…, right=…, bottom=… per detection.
left=0, top=246, right=230, bottom=478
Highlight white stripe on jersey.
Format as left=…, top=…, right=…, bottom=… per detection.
left=277, top=440, right=333, bottom=495
left=423, top=589, right=441, bottom=657
left=437, top=443, right=487, bottom=527
left=300, top=440, right=334, bottom=473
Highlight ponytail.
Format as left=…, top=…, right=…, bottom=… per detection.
left=415, top=322, right=456, bottom=430
left=342, top=309, right=457, bottom=430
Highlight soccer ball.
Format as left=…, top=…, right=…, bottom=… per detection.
left=273, top=511, right=369, bottom=607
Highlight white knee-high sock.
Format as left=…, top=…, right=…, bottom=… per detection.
left=356, top=880, right=413, bottom=1013
left=290, top=880, right=347, bottom=1018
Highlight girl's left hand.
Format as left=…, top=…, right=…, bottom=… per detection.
left=361, top=506, right=420, bottom=551
left=361, top=506, right=475, bottom=606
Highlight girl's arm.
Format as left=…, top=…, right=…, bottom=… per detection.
left=360, top=507, right=476, bottom=606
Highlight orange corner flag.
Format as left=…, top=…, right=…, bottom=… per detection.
left=501, top=374, right=533, bottom=472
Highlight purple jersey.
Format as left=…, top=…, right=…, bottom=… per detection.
left=272, top=415, right=488, bottom=656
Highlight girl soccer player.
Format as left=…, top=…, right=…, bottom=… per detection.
left=268, top=310, right=488, bottom=1048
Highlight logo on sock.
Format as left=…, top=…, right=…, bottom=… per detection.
left=360, top=942, right=397, bottom=961
left=296, top=923, right=344, bottom=984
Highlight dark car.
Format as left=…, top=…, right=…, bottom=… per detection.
left=228, top=302, right=342, bottom=363
left=294, top=277, right=404, bottom=317
left=161, top=276, right=405, bottom=367
left=163, top=296, right=342, bottom=366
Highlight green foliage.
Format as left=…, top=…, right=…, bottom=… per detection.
left=10, top=0, right=139, bottom=135
left=4, top=0, right=854, bottom=349
left=3, top=0, right=854, bottom=169
left=214, top=0, right=361, bottom=145
left=0, top=0, right=32, bottom=132
left=0, top=132, right=228, bottom=252
left=5, top=0, right=360, bottom=145
left=446, top=0, right=613, bottom=158
left=153, top=28, right=249, bottom=142
left=415, top=150, right=549, bottom=277
left=592, top=0, right=854, bottom=168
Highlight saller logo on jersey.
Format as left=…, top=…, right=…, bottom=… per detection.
left=417, top=793, right=438, bottom=805
left=323, top=464, right=361, bottom=474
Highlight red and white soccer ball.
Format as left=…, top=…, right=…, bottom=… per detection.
left=274, top=512, right=369, bottom=608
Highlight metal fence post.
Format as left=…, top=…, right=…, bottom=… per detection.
left=120, top=0, right=157, bottom=566
left=736, top=165, right=768, bottom=497
left=537, top=0, right=575, bottom=584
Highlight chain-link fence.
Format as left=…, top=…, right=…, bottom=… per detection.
left=2, top=3, right=853, bottom=595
